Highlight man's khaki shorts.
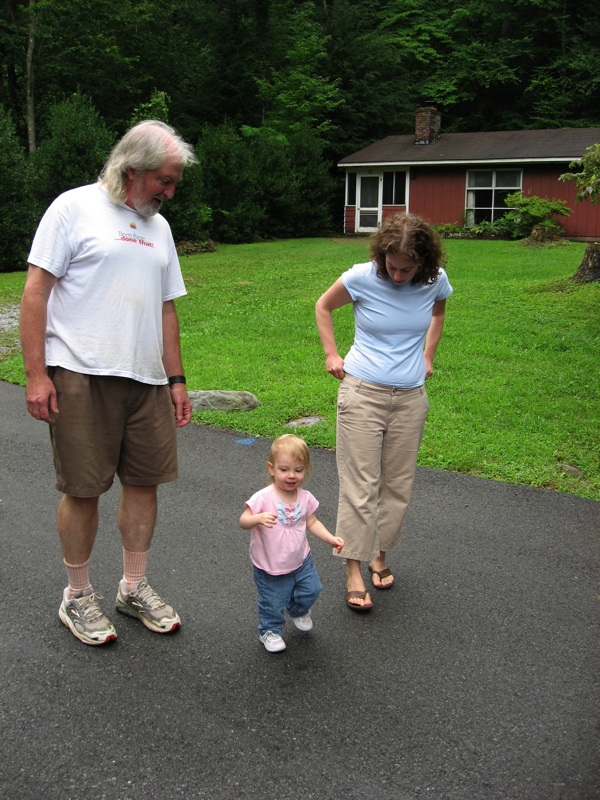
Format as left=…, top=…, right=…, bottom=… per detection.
left=48, top=368, right=178, bottom=497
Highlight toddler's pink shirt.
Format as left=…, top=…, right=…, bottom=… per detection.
left=244, top=485, right=319, bottom=575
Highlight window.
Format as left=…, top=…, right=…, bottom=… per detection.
left=465, top=169, right=522, bottom=225
left=382, top=172, right=407, bottom=205
left=346, top=172, right=357, bottom=205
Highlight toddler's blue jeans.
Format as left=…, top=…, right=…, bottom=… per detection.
left=253, top=552, right=322, bottom=637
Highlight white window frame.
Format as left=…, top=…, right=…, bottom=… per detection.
left=382, top=170, right=408, bottom=207
left=465, top=169, right=523, bottom=226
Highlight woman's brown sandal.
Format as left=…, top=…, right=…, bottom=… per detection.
left=368, top=566, right=394, bottom=590
left=346, top=590, right=373, bottom=611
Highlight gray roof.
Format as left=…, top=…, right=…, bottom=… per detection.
left=338, top=128, right=600, bottom=167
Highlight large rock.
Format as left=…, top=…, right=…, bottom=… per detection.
left=188, top=389, right=260, bottom=412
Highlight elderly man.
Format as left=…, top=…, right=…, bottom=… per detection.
left=20, top=120, right=197, bottom=646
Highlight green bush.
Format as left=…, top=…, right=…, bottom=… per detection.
left=498, top=191, right=571, bottom=239
left=31, top=93, right=116, bottom=216
left=196, top=122, right=333, bottom=243
left=0, top=106, right=36, bottom=273
left=240, top=125, right=297, bottom=239
left=197, top=123, right=264, bottom=243
left=129, top=90, right=171, bottom=127
left=469, top=192, right=572, bottom=240
left=161, top=157, right=212, bottom=245
left=285, top=127, right=334, bottom=237
left=435, top=222, right=469, bottom=239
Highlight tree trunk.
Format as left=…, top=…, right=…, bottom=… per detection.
left=527, top=225, right=562, bottom=245
left=26, top=2, right=36, bottom=154
left=573, top=242, right=600, bottom=283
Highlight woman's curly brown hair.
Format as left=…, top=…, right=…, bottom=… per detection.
left=369, top=213, right=446, bottom=286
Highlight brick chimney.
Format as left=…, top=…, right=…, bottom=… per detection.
left=414, top=105, right=441, bottom=145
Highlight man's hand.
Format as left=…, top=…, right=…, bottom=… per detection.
left=25, top=374, right=59, bottom=423
left=170, top=384, right=192, bottom=427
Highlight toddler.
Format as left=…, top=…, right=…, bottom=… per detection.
left=240, top=434, right=343, bottom=653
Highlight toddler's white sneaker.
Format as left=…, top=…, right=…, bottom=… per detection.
left=259, top=630, right=286, bottom=652
left=292, top=612, right=313, bottom=632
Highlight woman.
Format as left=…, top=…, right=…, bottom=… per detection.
left=315, top=213, right=453, bottom=611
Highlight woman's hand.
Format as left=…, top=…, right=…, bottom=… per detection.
left=424, top=355, right=434, bottom=379
left=326, top=354, right=346, bottom=380
left=315, top=279, right=353, bottom=381
left=423, top=299, right=446, bottom=380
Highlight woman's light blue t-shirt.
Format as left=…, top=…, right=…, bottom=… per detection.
left=341, top=261, right=453, bottom=388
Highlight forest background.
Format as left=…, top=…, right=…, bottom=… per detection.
left=1, top=0, right=600, bottom=273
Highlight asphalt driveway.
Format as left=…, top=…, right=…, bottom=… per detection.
left=1, top=379, right=598, bottom=800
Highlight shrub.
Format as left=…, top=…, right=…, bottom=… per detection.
left=469, top=220, right=505, bottom=239
left=435, top=222, right=469, bottom=239
left=31, top=93, right=115, bottom=215
left=0, top=106, right=36, bottom=273
left=498, top=191, right=571, bottom=239
left=285, top=127, right=334, bottom=237
left=468, top=192, right=572, bottom=240
left=197, top=123, right=264, bottom=243
left=196, top=122, right=333, bottom=243
left=129, top=90, right=170, bottom=127
left=161, top=157, right=212, bottom=245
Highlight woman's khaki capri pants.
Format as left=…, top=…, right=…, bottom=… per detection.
left=334, top=374, right=429, bottom=563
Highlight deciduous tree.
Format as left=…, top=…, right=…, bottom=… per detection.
left=561, top=143, right=600, bottom=282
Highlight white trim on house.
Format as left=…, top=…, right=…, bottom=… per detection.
left=339, top=157, right=581, bottom=168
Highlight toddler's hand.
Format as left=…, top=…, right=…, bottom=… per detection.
left=259, top=512, right=277, bottom=528
left=332, top=536, right=344, bottom=553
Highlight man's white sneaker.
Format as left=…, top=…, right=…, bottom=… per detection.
left=259, top=630, right=286, bottom=652
left=292, top=612, right=313, bottom=632
left=115, top=579, right=181, bottom=633
left=59, top=588, right=117, bottom=646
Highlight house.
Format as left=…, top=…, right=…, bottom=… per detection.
left=338, top=107, right=600, bottom=239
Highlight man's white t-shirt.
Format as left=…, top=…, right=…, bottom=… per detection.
left=28, top=183, right=186, bottom=384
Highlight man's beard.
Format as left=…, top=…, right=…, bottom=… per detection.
left=129, top=187, right=162, bottom=218
left=134, top=198, right=161, bottom=218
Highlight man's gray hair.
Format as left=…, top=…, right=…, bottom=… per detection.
left=99, top=120, right=197, bottom=204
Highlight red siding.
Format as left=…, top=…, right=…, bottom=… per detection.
left=382, top=206, right=407, bottom=223
left=409, top=167, right=466, bottom=226
left=343, top=164, right=600, bottom=238
left=344, top=206, right=356, bottom=234
left=522, top=165, right=600, bottom=238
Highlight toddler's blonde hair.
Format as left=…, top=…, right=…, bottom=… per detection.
left=267, top=434, right=312, bottom=482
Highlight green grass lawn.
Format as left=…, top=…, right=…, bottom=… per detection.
left=1, top=237, right=598, bottom=500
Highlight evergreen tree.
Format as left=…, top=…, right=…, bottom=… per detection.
left=0, top=105, right=35, bottom=272
left=30, top=92, right=115, bottom=214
